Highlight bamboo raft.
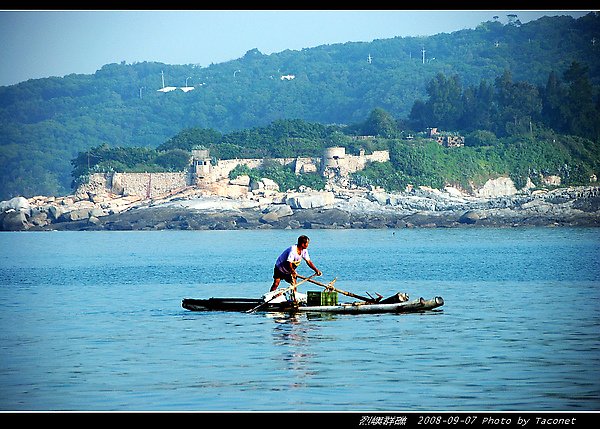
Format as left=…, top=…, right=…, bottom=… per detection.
left=181, top=296, right=444, bottom=314
left=182, top=274, right=444, bottom=315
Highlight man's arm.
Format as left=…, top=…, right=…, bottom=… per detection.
left=306, top=260, right=322, bottom=276
left=287, top=261, right=298, bottom=282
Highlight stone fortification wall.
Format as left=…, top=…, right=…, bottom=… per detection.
left=345, top=150, right=390, bottom=174
left=322, top=147, right=390, bottom=175
left=367, top=150, right=390, bottom=163
left=212, top=148, right=387, bottom=181
left=211, top=158, right=274, bottom=181
left=78, top=148, right=390, bottom=198
left=209, top=157, right=320, bottom=182
left=294, top=157, right=318, bottom=174
left=114, top=172, right=190, bottom=198
left=80, top=172, right=190, bottom=198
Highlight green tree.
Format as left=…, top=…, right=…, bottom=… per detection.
left=158, top=127, right=222, bottom=151
left=465, top=130, right=499, bottom=147
left=460, top=79, right=495, bottom=131
left=494, top=70, right=542, bottom=136
left=351, top=160, right=410, bottom=191
left=541, top=70, right=568, bottom=133
left=425, top=73, right=464, bottom=130
left=362, top=108, right=398, bottom=138
left=154, top=149, right=191, bottom=171
left=562, top=61, right=600, bottom=141
left=408, top=99, right=429, bottom=131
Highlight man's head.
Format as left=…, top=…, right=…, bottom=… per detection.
left=297, top=235, right=310, bottom=249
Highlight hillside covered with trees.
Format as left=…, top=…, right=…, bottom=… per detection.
left=1, top=12, right=599, bottom=199
left=72, top=60, right=600, bottom=194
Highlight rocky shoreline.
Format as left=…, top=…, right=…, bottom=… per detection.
left=2, top=184, right=599, bottom=231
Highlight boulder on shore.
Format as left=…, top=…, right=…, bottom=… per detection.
left=0, top=210, right=29, bottom=231
left=285, top=191, right=335, bottom=209
left=0, top=196, right=30, bottom=214
left=459, top=211, right=480, bottom=224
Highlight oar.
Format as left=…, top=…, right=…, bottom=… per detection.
left=245, top=273, right=317, bottom=314
left=296, top=274, right=380, bottom=303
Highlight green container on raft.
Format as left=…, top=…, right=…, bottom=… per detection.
left=307, top=291, right=338, bottom=306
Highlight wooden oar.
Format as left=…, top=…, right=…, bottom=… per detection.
left=296, top=274, right=380, bottom=303
left=245, top=273, right=317, bottom=313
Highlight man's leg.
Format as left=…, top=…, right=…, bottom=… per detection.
left=270, top=277, right=281, bottom=292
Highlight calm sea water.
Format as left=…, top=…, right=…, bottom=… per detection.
left=1, top=228, right=599, bottom=411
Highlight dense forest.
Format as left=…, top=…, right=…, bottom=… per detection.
left=1, top=13, right=599, bottom=200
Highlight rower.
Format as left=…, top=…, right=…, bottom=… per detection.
left=270, top=235, right=322, bottom=297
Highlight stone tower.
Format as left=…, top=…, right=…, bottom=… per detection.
left=191, top=149, right=212, bottom=185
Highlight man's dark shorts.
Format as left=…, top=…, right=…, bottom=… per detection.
left=273, top=266, right=294, bottom=284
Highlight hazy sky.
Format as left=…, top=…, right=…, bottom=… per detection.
left=0, top=9, right=592, bottom=87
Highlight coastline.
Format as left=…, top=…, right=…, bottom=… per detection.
left=3, top=185, right=599, bottom=231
